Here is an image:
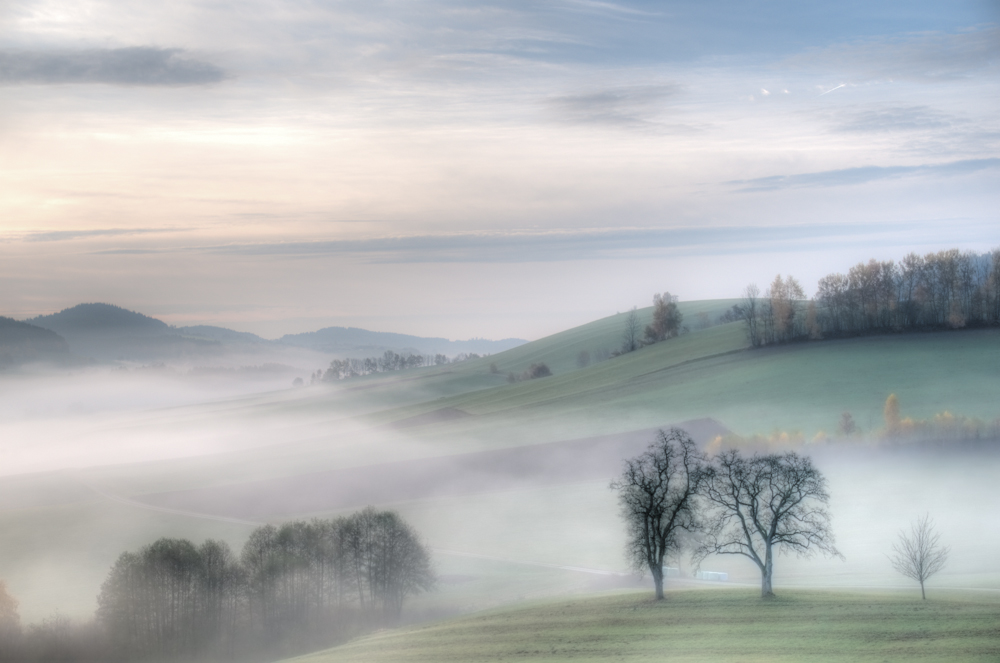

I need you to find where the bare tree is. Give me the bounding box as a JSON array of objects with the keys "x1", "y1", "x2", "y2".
[
  {"x1": 740, "y1": 284, "x2": 761, "y2": 347},
  {"x1": 621, "y1": 307, "x2": 641, "y2": 354},
  {"x1": 889, "y1": 514, "x2": 948, "y2": 600},
  {"x1": 695, "y1": 449, "x2": 841, "y2": 598},
  {"x1": 610, "y1": 429, "x2": 707, "y2": 600}
]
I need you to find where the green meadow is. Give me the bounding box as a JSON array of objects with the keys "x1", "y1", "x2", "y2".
[{"x1": 288, "y1": 588, "x2": 1000, "y2": 663}]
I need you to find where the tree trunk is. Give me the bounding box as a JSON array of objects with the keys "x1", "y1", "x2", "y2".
[
  {"x1": 761, "y1": 547, "x2": 774, "y2": 598},
  {"x1": 920, "y1": 579, "x2": 926, "y2": 600},
  {"x1": 651, "y1": 565, "x2": 664, "y2": 600}
]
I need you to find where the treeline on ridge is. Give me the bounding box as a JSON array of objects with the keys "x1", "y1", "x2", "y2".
[
  {"x1": 0, "y1": 508, "x2": 433, "y2": 662},
  {"x1": 741, "y1": 248, "x2": 1000, "y2": 346},
  {"x1": 314, "y1": 349, "x2": 483, "y2": 382}
]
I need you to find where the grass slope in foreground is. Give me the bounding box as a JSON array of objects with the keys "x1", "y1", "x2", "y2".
[{"x1": 288, "y1": 589, "x2": 1000, "y2": 663}]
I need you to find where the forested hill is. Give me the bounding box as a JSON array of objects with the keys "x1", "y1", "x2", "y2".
[
  {"x1": 0, "y1": 317, "x2": 69, "y2": 366},
  {"x1": 25, "y1": 303, "x2": 220, "y2": 362},
  {"x1": 27, "y1": 303, "x2": 169, "y2": 336},
  {"x1": 278, "y1": 327, "x2": 526, "y2": 356}
]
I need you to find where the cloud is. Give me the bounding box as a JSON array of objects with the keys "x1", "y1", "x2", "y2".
[
  {"x1": 730, "y1": 157, "x2": 1000, "y2": 191},
  {"x1": 89, "y1": 224, "x2": 908, "y2": 263},
  {"x1": 546, "y1": 84, "x2": 683, "y2": 127},
  {"x1": 786, "y1": 27, "x2": 1000, "y2": 83},
  {"x1": 829, "y1": 105, "x2": 957, "y2": 133},
  {"x1": 0, "y1": 47, "x2": 228, "y2": 86},
  {"x1": 21, "y1": 228, "x2": 187, "y2": 242}
]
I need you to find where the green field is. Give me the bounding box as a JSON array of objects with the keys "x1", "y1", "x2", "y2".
[
  {"x1": 1, "y1": 302, "x2": 999, "y2": 625},
  {"x1": 288, "y1": 588, "x2": 1000, "y2": 663}
]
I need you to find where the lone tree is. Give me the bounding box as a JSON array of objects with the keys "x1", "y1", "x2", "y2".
[
  {"x1": 889, "y1": 513, "x2": 948, "y2": 600},
  {"x1": 740, "y1": 284, "x2": 761, "y2": 347},
  {"x1": 644, "y1": 293, "x2": 683, "y2": 344},
  {"x1": 621, "y1": 307, "x2": 641, "y2": 354},
  {"x1": 695, "y1": 449, "x2": 841, "y2": 598},
  {"x1": 610, "y1": 428, "x2": 706, "y2": 600}
]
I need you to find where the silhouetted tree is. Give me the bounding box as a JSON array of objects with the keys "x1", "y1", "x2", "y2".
[
  {"x1": 695, "y1": 450, "x2": 841, "y2": 597},
  {"x1": 611, "y1": 429, "x2": 706, "y2": 600}
]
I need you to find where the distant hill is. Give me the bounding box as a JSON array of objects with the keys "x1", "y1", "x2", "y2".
[
  {"x1": 0, "y1": 317, "x2": 70, "y2": 367},
  {"x1": 278, "y1": 327, "x2": 526, "y2": 357},
  {"x1": 27, "y1": 304, "x2": 219, "y2": 362},
  {"x1": 22, "y1": 304, "x2": 524, "y2": 363},
  {"x1": 28, "y1": 303, "x2": 169, "y2": 336}
]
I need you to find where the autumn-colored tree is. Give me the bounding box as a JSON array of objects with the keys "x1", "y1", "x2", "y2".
[
  {"x1": 884, "y1": 394, "x2": 901, "y2": 435},
  {"x1": 0, "y1": 580, "x2": 19, "y2": 637},
  {"x1": 644, "y1": 293, "x2": 682, "y2": 344},
  {"x1": 805, "y1": 301, "x2": 822, "y2": 339},
  {"x1": 765, "y1": 274, "x2": 806, "y2": 343}
]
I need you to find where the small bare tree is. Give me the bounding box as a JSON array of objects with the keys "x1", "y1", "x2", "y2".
[
  {"x1": 889, "y1": 514, "x2": 948, "y2": 600},
  {"x1": 621, "y1": 307, "x2": 641, "y2": 354},
  {"x1": 611, "y1": 429, "x2": 706, "y2": 600},
  {"x1": 740, "y1": 284, "x2": 761, "y2": 347}
]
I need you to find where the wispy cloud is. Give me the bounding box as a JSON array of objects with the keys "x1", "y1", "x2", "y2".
[
  {"x1": 22, "y1": 228, "x2": 187, "y2": 242},
  {"x1": 89, "y1": 224, "x2": 914, "y2": 263},
  {"x1": 0, "y1": 47, "x2": 228, "y2": 86},
  {"x1": 730, "y1": 158, "x2": 1000, "y2": 192},
  {"x1": 546, "y1": 84, "x2": 683, "y2": 128},
  {"x1": 829, "y1": 105, "x2": 957, "y2": 133}
]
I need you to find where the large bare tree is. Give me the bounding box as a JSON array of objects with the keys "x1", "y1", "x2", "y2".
[
  {"x1": 695, "y1": 449, "x2": 841, "y2": 597},
  {"x1": 611, "y1": 428, "x2": 706, "y2": 600},
  {"x1": 889, "y1": 514, "x2": 948, "y2": 600}
]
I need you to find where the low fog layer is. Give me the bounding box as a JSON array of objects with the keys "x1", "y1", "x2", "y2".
[{"x1": 0, "y1": 363, "x2": 997, "y2": 627}]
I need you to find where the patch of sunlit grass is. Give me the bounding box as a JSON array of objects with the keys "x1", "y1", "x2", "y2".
[{"x1": 288, "y1": 588, "x2": 1000, "y2": 663}]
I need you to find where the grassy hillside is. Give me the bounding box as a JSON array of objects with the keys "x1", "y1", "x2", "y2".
[{"x1": 288, "y1": 588, "x2": 1000, "y2": 663}]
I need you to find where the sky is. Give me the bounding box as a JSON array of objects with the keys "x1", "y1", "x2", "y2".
[{"x1": 1, "y1": 0, "x2": 998, "y2": 340}]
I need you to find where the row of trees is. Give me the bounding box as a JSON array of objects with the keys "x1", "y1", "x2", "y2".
[
  {"x1": 318, "y1": 350, "x2": 483, "y2": 381},
  {"x1": 612, "y1": 429, "x2": 840, "y2": 599},
  {"x1": 96, "y1": 508, "x2": 433, "y2": 660},
  {"x1": 741, "y1": 249, "x2": 1000, "y2": 346}
]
